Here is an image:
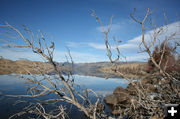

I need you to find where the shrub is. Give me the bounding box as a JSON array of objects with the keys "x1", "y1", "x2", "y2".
[{"x1": 147, "y1": 41, "x2": 177, "y2": 74}]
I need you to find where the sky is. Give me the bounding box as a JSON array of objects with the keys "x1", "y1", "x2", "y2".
[{"x1": 0, "y1": 0, "x2": 180, "y2": 63}]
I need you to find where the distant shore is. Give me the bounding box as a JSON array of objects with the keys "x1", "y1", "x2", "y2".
[{"x1": 0, "y1": 58, "x2": 147, "y2": 78}]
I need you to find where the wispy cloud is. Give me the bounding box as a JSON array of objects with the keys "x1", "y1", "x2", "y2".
[
  {"x1": 1, "y1": 21, "x2": 179, "y2": 62},
  {"x1": 0, "y1": 49, "x2": 42, "y2": 61},
  {"x1": 87, "y1": 43, "x2": 138, "y2": 52},
  {"x1": 96, "y1": 19, "x2": 134, "y2": 33},
  {"x1": 124, "y1": 54, "x2": 149, "y2": 61},
  {"x1": 66, "y1": 42, "x2": 86, "y2": 48},
  {"x1": 127, "y1": 21, "x2": 180, "y2": 45},
  {"x1": 96, "y1": 24, "x2": 121, "y2": 33},
  {"x1": 88, "y1": 43, "x2": 106, "y2": 50},
  {"x1": 53, "y1": 50, "x2": 105, "y2": 63},
  {"x1": 66, "y1": 21, "x2": 180, "y2": 62},
  {"x1": 95, "y1": 21, "x2": 180, "y2": 50},
  {"x1": 0, "y1": 48, "x2": 105, "y2": 63}
]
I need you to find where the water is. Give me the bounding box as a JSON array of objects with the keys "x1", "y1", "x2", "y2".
[{"x1": 0, "y1": 74, "x2": 128, "y2": 119}]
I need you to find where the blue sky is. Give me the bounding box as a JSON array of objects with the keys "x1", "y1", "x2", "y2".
[{"x1": 0, "y1": 0, "x2": 180, "y2": 62}]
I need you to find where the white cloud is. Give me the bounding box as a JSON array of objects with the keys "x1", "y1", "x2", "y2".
[
  {"x1": 70, "y1": 21, "x2": 180, "y2": 61},
  {"x1": 0, "y1": 48, "x2": 42, "y2": 61},
  {"x1": 88, "y1": 43, "x2": 106, "y2": 50},
  {"x1": 89, "y1": 21, "x2": 180, "y2": 53},
  {"x1": 53, "y1": 50, "x2": 105, "y2": 63},
  {"x1": 1, "y1": 21, "x2": 179, "y2": 63},
  {"x1": 119, "y1": 44, "x2": 138, "y2": 50},
  {"x1": 87, "y1": 42, "x2": 138, "y2": 52},
  {"x1": 66, "y1": 42, "x2": 86, "y2": 48},
  {"x1": 124, "y1": 54, "x2": 149, "y2": 62},
  {"x1": 96, "y1": 19, "x2": 133, "y2": 33},
  {"x1": 0, "y1": 48, "x2": 106, "y2": 63},
  {"x1": 127, "y1": 21, "x2": 180, "y2": 46},
  {"x1": 96, "y1": 24, "x2": 121, "y2": 33}
]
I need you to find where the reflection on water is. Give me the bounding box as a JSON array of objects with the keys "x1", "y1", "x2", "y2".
[
  {"x1": 72, "y1": 75, "x2": 128, "y2": 95},
  {"x1": 0, "y1": 74, "x2": 128, "y2": 119}
]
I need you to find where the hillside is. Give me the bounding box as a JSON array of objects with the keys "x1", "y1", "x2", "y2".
[
  {"x1": 0, "y1": 58, "x2": 54, "y2": 75},
  {"x1": 0, "y1": 58, "x2": 147, "y2": 78},
  {"x1": 99, "y1": 62, "x2": 148, "y2": 78}
]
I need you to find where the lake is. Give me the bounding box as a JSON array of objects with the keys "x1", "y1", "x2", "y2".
[{"x1": 0, "y1": 74, "x2": 128, "y2": 119}]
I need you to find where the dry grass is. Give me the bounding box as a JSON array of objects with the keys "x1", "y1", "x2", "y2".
[
  {"x1": 99, "y1": 62, "x2": 148, "y2": 78},
  {"x1": 0, "y1": 58, "x2": 54, "y2": 75}
]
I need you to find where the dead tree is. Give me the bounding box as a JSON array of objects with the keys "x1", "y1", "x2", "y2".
[
  {"x1": 0, "y1": 23, "x2": 108, "y2": 119},
  {"x1": 92, "y1": 8, "x2": 180, "y2": 118},
  {"x1": 0, "y1": 8, "x2": 179, "y2": 119}
]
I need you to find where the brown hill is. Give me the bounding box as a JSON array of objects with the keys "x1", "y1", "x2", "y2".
[
  {"x1": 0, "y1": 58, "x2": 147, "y2": 78},
  {"x1": 0, "y1": 58, "x2": 54, "y2": 75},
  {"x1": 99, "y1": 62, "x2": 147, "y2": 78}
]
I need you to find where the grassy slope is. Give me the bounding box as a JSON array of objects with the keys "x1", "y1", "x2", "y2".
[
  {"x1": 0, "y1": 58, "x2": 54, "y2": 75},
  {"x1": 0, "y1": 58, "x2": 147, "y2": 78},
  {"x1": 99, "y1": 62, "x2": 148, "y2": 78}
]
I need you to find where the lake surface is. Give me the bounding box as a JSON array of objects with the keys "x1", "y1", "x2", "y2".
[{"x1": 0, "y1": 74, "x2": 128, "y2": 119}]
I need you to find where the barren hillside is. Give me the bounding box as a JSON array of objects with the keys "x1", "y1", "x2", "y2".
[{"x1": 0, "y1": 58, "x2": 54, "y2": 75}]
